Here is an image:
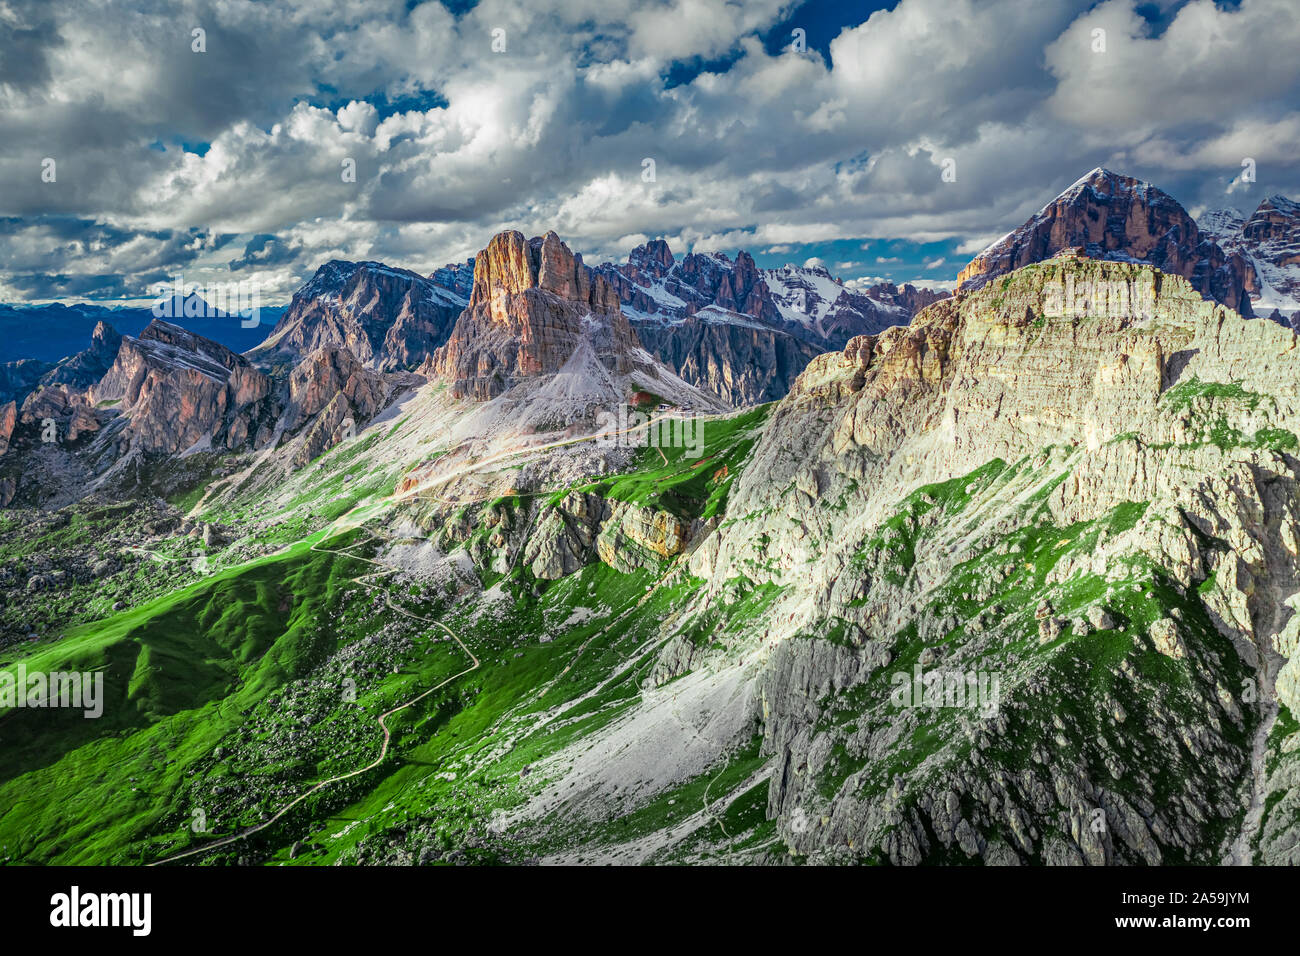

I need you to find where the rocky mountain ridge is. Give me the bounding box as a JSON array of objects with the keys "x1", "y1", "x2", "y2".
[
  {"x1": 596, "y1": 240, "x2": 944, "y2": 403},
  {"x1": 255, "y1": 259, "x2": 469, "y2": 373},
  {"x1": 1202, "y1": 195, "x2": 1300, "y2": 320}
]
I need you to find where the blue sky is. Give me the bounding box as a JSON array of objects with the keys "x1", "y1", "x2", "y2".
[{"x1": 1, "y1": 0, "x2": 1298, "y2": 304}]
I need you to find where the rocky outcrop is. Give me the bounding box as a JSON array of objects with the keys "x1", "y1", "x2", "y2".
[
  {"x1": 522, "y1": 490, "x2": 694, "y2": 579},
  {"x1": 285, "y1": 347, "x2": 386, "y2": 428},
  {"x1": 0, "y1": 322, "x2": 122, "y2": 411},
  {"x1": 431, "y1": 230, "x2": 635, "y2": 402},
  {"x1": 258, "y1": 259, "x2": 469, "y2": 371},
  {"x1": 19, "y1": 385, "x2": 100, "y2": 442},
  {"x1": 40, "y1": 321, "x2": 123, "y2": 390},
  {"x1": 0, "y1": 308, "x2": 412, "y2": 501},
  {"x1": 595, "y1": 502, "x2": 692, "y2": 572},
  {"x1": 632, "y1": 312, "x2": 822, "y2": 405},
  {"x1": 523, "y1": 491, "x2": 610, "y2": 579},
  {"x1": 90, "y1": 319, "x2": 274, "y2": 456},
  {"x1": 958, "y1": 168, "x2": 1256, "y2": 317},
  {"x1": 285, "y1": 347, "x2": 388, "y2": 466},
  {"x1": 0, "y1": 400, "x2": 16, "y2": 456},
  {"x1": 865, "y1": 280, "x2": 949, "y2": 317}
]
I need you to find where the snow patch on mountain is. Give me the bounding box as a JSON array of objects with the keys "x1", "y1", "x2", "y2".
[
  {"x1": 1203, "y1": 195, "x2": 1300, "y2": 319},
  {"x1": 762, "y1": 264, "x2": 847, "y2": 335}
]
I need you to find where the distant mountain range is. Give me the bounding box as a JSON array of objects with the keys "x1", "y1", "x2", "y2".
[
  {"x1": 1199, "y1": 194, "x2": 1300, "y2": 319},
  {"x1": 4, "y1": 165, "x2": 1299, "y2": 420},
  {"x1": 596, "y1": 241, "x2": 945, "y2": 403},
  {"x1": 0, "y1": 298, "x2": 283, "y2": 365}
]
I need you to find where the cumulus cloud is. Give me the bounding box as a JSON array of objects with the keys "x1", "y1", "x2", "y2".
[{"x1": 0, "y1": 0, "x2": 1297, "y2": 303}]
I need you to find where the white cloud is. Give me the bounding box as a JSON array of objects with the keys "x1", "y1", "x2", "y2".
[
  {"x1": 904, "y1": 278, "x2": 955, "y2": 292},
  {"x1": 954, "y1": 235, "x2": 1000, "y2": 255},
  {"x1": 1045, "y1": 0, "x2": 1300, "y2": 131},
  {"x1": 844, "y1": 275, "x2": 889, "y2": 290},
  {"x1": 1, "y1": 0, "x2": 1297, "y2": 303}
]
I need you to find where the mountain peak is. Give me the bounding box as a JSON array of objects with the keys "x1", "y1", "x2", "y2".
[
  {"x1": 90, "y1": 320, "x2": 119, "y2": 346},
  {"x1": 296, "y1": 259, "x2": 362, "y2": 302},
  {"x1": 435, "y1": 229, "x2": 633, "y2": 401},
  {"x1": 1199, "y1": 207, "x2": 1247, "y2": 241},
  {"x1": 1058, "y1": 166, "x2": 1131, "y2": 195},
  {"x1": 264, "y1": 255, "x2": 468, "y2": 371},
  {"x1": 957, "y1": 168, "x2": 1255, "y2": 316},
  {"x1": 1261, "y1": 194, "x2": 1300, "y2": 216},
  {"x1": 468, "y1": 229, "x2": 620, "y2": 314},
  {"x1": 631, "y1": 238, "x2": 674, "y2": 270}
]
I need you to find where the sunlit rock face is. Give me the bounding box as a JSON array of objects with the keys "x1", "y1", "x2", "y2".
[{"x1": 432, "y1": 230, "x2": 635, "y2": 402}]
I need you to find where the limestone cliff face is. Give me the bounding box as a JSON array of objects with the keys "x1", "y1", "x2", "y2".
[
  {"x1": 957, "y1": 168, "x2": 1256, "y2": 317},
  {"x1": 431, "y1": 230, "x2": 636, "y2": 401},
  {"x1": 595, "y1": 502, "x2": 692, "y2": 572},
  {"x1": 90, "y1": 320, "x2": 274, "y2": 455},
  {"x1": 716, "y1": 254, "x2": 1297, "y2": 599},
  {"x1": 673, "y1": 255, "x2": 1300, "y2": 864},
  {"x1": 0, "y1": 400, "x2": 17, "y2": 457},
  {"x1": 86, "y1": 319, "x2": 401, "y2": 468},
  {"x1": 284, "y1": 347, "x2": 389, "y2": 466},
  {"x1": 261, "y1": 260, "x2": 469, "y2": 371},
  {"x1": 632, "y1": 314, "x2": 822, "y2": 405},
  {"x1": 514, "y1": 489, "x2": 694, "y2": 580},
  {"x1": 19, "y1": 385, "x2": 100, "y2": 442}
]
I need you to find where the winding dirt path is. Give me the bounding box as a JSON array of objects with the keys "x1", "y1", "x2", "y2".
[{"x1": 150, "y1": 529, "x2": 479, "y2": 866}]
